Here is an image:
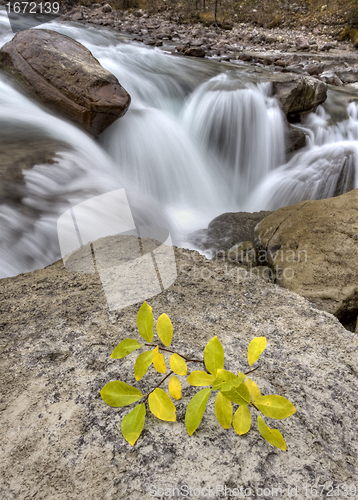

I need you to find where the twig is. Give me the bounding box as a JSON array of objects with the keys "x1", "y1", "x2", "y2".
[
  {"x1": 144, "y1": 343, "x2": 205, "y2": 364},
  {"x1": 142, "y1": 371, "x2": 174, "y2": 404},
  {"x1": 244, "y1": 366, "x2": 260, "y2": 375}
]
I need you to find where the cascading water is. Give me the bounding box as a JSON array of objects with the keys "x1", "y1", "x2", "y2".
[
  {"x1": 181, "y1": 75, "x2": 286, "y2": 202},
  {"x1": 0, "y1": 10, "x2": 356, "y2": 279},
  {"x1": 245, "y1": 103, "x2": 358, "y2": 211}
]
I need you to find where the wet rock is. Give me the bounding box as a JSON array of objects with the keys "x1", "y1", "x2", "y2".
[
  {"x1": 336, "y1": 69, "x2": 358, "y2": 84},
  {"x1": 285, "y1": 125, "x2": 307, "y2": 156},
  {"x1": 238, "y1": 52, "x2": 253, "y2": 61},
  {"x1": 254, "y1": 189, "x2": 358, "y2": 331},
  {"x1": 295, "y1": 36, "x2": 310, "y2": 50},
  {"x1": 305, "y1": 62, "x2": 325, "y2": 76},
  {"x1": 271, "y1": 74, "x2": 327, "y2": 120},
  {"x1": 319, "y1": 42, "x2": 335, "y2": 51},
  {"x1": 0, "y1": 29, "x2": 131, "y2": 138},
  {"x1": 188, "y1": 211, "x2": 272, "y2": 258},
  {"x1": 320, "y1": 72, "x2": 343, "y2": 86},
  {"x1": 184, "y1": 47, "x2": 205, "y2": 57},
  {"x1": 102, "y1": 3, "x2": 112, "y2": 13}
]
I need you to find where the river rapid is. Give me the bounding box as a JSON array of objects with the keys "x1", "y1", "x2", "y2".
[{"x1": 0, "y1": 10, "x2": 357, "y2": 278}]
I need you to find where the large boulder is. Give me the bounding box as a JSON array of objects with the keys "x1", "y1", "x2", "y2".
[
  {"x1": 1, "y1": 244, "x2": 358, "y2": 497},
  {"x1": 254, "y1": 189, "x2": 358, "y2": 331},
  {"x1": 0, "y1": 29, "x2": 131, "y2": 137},
  {"x1": 271, "y1": 74, "x2": 327, "y2": 121}
]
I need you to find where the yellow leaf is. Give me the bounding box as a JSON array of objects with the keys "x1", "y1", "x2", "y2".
[
  {"x1": 100, "y1": 381, "x2": 143, "y2": 407},
  {"x1": 254, "y1": 395, "x2": 296, "y2": 419},
  {"x1": 244, "y1": 378, "x2": 261, "y2": 401},
  {"x1": 168, "y1": 375, "x2": 182, "y2": 400},
  {"x1": 185, "y1": 388, "x2": 211, "y2": 436},
  {"x1": 134, "y1": 351, "x2": 154, "y2": 381},
  {"x1": 121, "y1": 404, "x2": 146, "y2": 446},
  {"x1": 233, "y1": 405, "x2": 251, "y2": 435},
  {"x1": 212, "y1": 370, "x2": 243, "y2": 391},
  {"x1": 247, "y1": 337, "x2": 267, "y2": 367},
  {"x1": 111, "y1": 339, "x2": 143, "y2": 359},
  {"x1": 137, "y1": 302, "x2": 153, "y2": 342},
  {"x1": 156, "y1": 313, "x2": 173, "y2": 347},
  {"x1": 220, "y1": 379, "x2": 250, "y2": 406},
  {"x1": 170, "y1": 353, "x2": 187, "y2": 376},
  {"x1": 148, "y1": 388, "x2": 176, "y2": 421},
  {"x1": 215, "y1": 392, "x2": 233, "y2": 429},
  {"x1": 153, "y1": 346, "x2": 166, "y2": 374},
  {"x1": 204, "y1": 336, "x2": 224, "y2": 377},
  {"x1": 257, "y1": 415, "x2": 287, "y2": 451},
  {"x1": 187, "y1": 371, "x2": 215, "y2": 387}
]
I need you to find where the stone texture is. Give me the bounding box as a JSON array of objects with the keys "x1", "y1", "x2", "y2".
[
  {"x1": 254, "y1": 189, "x2": 358, "y2": 331},
  {"x1": 1, "y1": 244, "x2": 358, "y2": 498},
  {"x1": 271, "y1": 74, "x2": 327, "y2": 120},
  {"x1": 295, "y1": 36, "x2": 310, "y2": 50},
  {"x1": 0, "y1": 29, "x2": 131, "y2": 137},
  {"x1": 188, "y1": 211, "x2": 272, "y2": 258}
]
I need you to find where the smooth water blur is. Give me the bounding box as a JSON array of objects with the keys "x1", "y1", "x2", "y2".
[
  {"x1": 0, "y1": 10, "x2": 357, "y2": 277},
  {"x1": 246, "y1": 103, "x2": 358, "y2": 210}
]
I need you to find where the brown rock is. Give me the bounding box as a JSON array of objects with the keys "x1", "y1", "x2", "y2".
[
  {"x1": 184, "y1": 47, "x2": 205, "y2": 57},
  {"x1": 295, "y1": 36, "x2": 310, "y2": 50},
  {"x1": 0, "y1": 29, "x2": 131, "y2": 137},
  {"x1": 271, "y1": 74, "x2": 327, "y2": 120},
  {"x1": 254, "y1": 189, "x2": 358, "y2": 331}
]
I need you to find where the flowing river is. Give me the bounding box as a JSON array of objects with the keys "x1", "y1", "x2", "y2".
[{"x1": 0, "y1": 10, "x2": 357, "y2": 278}]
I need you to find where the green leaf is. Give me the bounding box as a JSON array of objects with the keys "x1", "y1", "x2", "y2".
[
  {"x1": 257, "y1": 415, "x2": 287, "y2": 451},
  {"x1": 212, "y1": 369, "x2": 243, "y2": 391},
  {"x1": 185, "y1": 388, "x2": 212, "y2": 436},
  {"x1": 100, "y1": 381, "x2": 143, "y2": 407},
  {"x1": 215, "y1": 392, "x2": 233, "y2": 429},
  {"x1": 244, "y1": 378, "x2": 261, "y2": 401},
  {"x1": 137, "y1": 301, "x2": 153, "y2": 342},
  {"x1": 220, "y1": 380, "x2": 250, "y2": 406},
  {"x1": 254, "y1": 395, "x2": 296, "y2": 419},
  {"x1": 168, "y1": 375, "x2": 182, "y2": 400},
  {"x1": 134, "y1": 351, "x2": 154, "y2": 381},
  {"x1": 148, "y1": 388, "x2": 176, "y2": 421},
  {"x1": 233, "y1": 405, "x2": 251, "y2": 435},
  {"x1": 156, "y1": 313, "x2": 173, "y2": 347},
  {"x1": 170, "y1": 353, "x2": 187, "y2": 376},
  {"x1": 187, "y1": 371, "x2": 215, "y2": 387},
  {"x1": 153, "y1": 346, "x2": 166, "y2": 374},
  {"x1": 121, "y1": 403, "x2": 146, "y2": 446},
  {"x1": 247, "y1": 336, "x2": 267, "y2": 367},
  {"x1": 204, "y1": 336, "x2": 225, "y2": 377},
  {"x1": 111, "y1": 339, "x2": 143, "y2": 359}
]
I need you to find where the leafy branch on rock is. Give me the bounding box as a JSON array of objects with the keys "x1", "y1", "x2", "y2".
[{"x1": 101, "y1": 301, "x2": 296, "y2": 449}]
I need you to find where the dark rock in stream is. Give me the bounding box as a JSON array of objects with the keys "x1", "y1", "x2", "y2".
[{"x1": 188, "y1": 211, "x2": 272, "y2": 258}]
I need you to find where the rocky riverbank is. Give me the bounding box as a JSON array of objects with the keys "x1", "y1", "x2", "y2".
[{"x1": 62, "y1": 4, "x2": 358, "y2": 87}]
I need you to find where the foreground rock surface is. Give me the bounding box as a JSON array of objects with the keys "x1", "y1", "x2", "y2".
[
  {"x1": 1, "y1": 245, "x2": 358, "y2": 498},
  {"x1": 255, "y1": 189, "x2": 358, "y2": 331},
  {"x1": 0, "y1": 29, "x2": 131, "y2": 137}
]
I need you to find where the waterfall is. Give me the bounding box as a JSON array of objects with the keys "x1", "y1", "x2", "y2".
[
  {"x1": 0, "y1": 13, "x2": 356, "y2": 278},
  {"x1": 245, "y1": 103, "x2": 358, "y2": 211},
  {"x1": 181, "y1": 74, "x2": 286, "y2": 202}
]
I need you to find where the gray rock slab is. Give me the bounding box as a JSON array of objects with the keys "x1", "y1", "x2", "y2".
[{"x1": 0, "y1": 246, "x2": 358, "y2": 498}]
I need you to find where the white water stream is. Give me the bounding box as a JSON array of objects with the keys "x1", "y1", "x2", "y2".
[{"x1": 0, "y1": 10, "x2": 357, "y2": 278}]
